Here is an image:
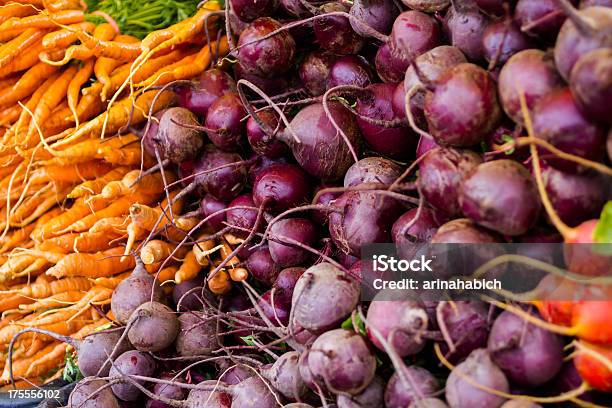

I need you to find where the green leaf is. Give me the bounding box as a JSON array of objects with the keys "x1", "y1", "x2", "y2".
[
  {"x1": 341, "y1": 313, "x2": 366, "y2": 336},
  {"x1": 62, "y1": 351, "x2": 83, "y2": 383},
  {"x1": 500, "y1": 134, "x2": 516, "y2": 155},
  {"x1": 594, "y1": 201, "x2": 612, "y2": 244},
  {"x1": 240, "y1": 335, "x2": 256, "y2": 346},
  {"x1": 94, "y1": 322, "x2": 114, "y2": 332}
]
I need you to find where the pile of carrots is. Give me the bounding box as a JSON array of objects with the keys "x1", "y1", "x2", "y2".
[{"x1": 0, "y1": 0, "x2": 230, "y2": 387}]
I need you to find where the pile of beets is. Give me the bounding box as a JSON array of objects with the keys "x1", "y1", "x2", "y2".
[{"x1": 38, "y1": 0, "x2": 612, "y2": 407}]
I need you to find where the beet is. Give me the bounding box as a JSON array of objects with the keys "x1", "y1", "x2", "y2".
[
  {"x1": 459, "y1": 160, "x2": 541, "y2": 236},
  {"x1": 229, "y1": 0, "x2": 279, "y2": 21},
  {"x1": 237, "y1": 17, "x2": 296, "y2": 78},
  {"x1": 482, "y1": 20, "x2": 532, "y2": 67},
  {"x1": 569, "y1": 47, "x2": 612, "y2": 125},
  {"x1": 344, "y1": 157, "x2": 403, "y2": 187},
  {"x1": 226, "y1": 194, "x2": 259, "y2": 238},
  {"x1": 436, "y1": 301, "x2": 490, "y2": 362},
  {"x1": 253, "y1": 163, "x2": 310, "y2": 213},
  {"x1": 390, "y1": 11, "x2": 442, "y2": 63},
  {"x1": 445, "y1": 349, "x2": 510, "y2": 408},
  {"x1": 443, "y1": 4, "x2": 489, "y2": 62},
  {"x1": 488, "y1": 310, "x2": 564, "y2": 386},
  {"x1": 497, "y1": 49, "x2": 563, "y2": 125},
  {"x1": 268, "y1": 218, "x2": 318, "y2": 267},
  {"x1": 109, "y1": 350, "x2": 157, "y2": 401},
  {"x1": 146, "y1": 373, "x2": 187, "y2": 408},
  {"x1": 68, "y1": 378, "x2": 120, "y2": 408},
  {"x1": 192, "y1": 146, "x2": 247, "y2": 201},
  {"x1": 355, "y1": 83, "x2": 417, "y2": 159},
  {"x1": 175, "y1": 311, "x2": 218, "y2": 357},
  {"x1": 541, "y1": 163, "x2": 609, "y2": 227},
  {"x1": 261, "y1": 351, "x2": 308, "y2": 400},
  {"x1": 155, "y1": 108, "x2": 205, "y2": 163},
  {"x1": 532, "y1": 88, "x2": 606, "y2": 173},
  {"x1": 424, "y1": 63, "x2": 501, "y2": 147},
  {"x1": 515, "y1": 0, "x2": 573, "y2": 40},
  {"x1": 177, "y1": 69, "x2": 236, "y2": 117},
  {"x1": 392, "y1": 207, "x2": 443, "y2": 246},
  {"x1": 417, "y1": 147, "x2": 483, "y2": 218},
  {"x1": 128, "y1": 301, "x2": 180, "y2": 352},
  {"x1": 291, "y1": 262, "x2": 360, "y2": 333},
  {"x1": 246, "y1": 246, "x2": 281, "y2": 285},
  {"x1": 416, "y1": 135, "x2": 440, "y2": 158},
  {"x1": 172, "y1": 275, "x2": 205, "y2": 312},
  {"x1": 404, "y1": 45, "x2": 467, "y2": 129},
  {"x1": 329, "y1": 191, "x2": 403, "y2": 256},
  {"x1": 233, "y1": 62, "x2": 293, "y2": 95},
  {"x1": 314, "y1": 2, "x2": 364, "y2": 55},
  {"x1": 327, "y1": 55, "x2": 374, "y2": 90},
  {"x1": 281, "y1": 102, "x2": 362, "y2": 181},
  {"x1": 204, "y1": 92, "x2": 246, "y2": 152},
  {"x1": 337, "y1": 375, "x2": 384, "y2": 408},
  {"x1": 376, "y1": 42, "x2": 410, "y2": 83},
  {"x1": 299, "y1": 50, "x2": 337, "y2": 96},
  {"x1": 402, "y1": 0, "x2": 450, "y2": 12},
  {"x1": 384, "y1": 366, "x2": 440, "y2": 408},
  {"x1": 475, "y1": 0, "x2": 513, "y2": 15},
  {"x1": 246, "y1": 108, "x2": 287, "y2": 158},
  {"x1": 312, "y1": 183, "x2": 341, "y2": 225},
  {"x1": 349, "y1": 0, "x2": 399, "y2": 35},
  {"x1": 308, "y1": 329, "x2": 376, "y2": 394},
  {"x1": 199, "y1": 194, "x2": 227, "y2": 232},
  {"x1": 554, "y1": 6, "x2": 612, "y2": 80}
]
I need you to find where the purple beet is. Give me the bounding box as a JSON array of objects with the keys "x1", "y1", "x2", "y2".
[
  {"x1": 237, "y1": 17, "x2": 296, "y2": 78},
  {"x1": 229, "y1": 0, "x2": 279, "y2": 21},
  {"x1": 299, "y1": 50, "x2": 337, "y2": 96},
  {"x1": 226, "y1": 194, "x2": 260, "y2": 238},
  {"x1": 246, "y1": 108, "x2": 287, "y2": 158},
  {"x1": 253, "y1": 163, "x2": 311, "y2": 213},
  {"x1": 384, "y1": 366, "x2": 440, "y2": 408},
  {"x1": 192, "y1": 146, "x2": 247, "y2": 201},
  {"x1": 343, "y1": 157, "x2": 403, "y2": 187},
  {"x1": 392, "y1": 207, "x2": 443, "y2": 245},
  {"x1": 459, "y1": 160, "x2": 541, "y2": 236},
  {"x1": 198, "y1": 194, "x2": 227, "y2": 232},
  {"x1": 389, "y1": 10, "x2": 442, "y2": 63},
  {"x1": 436, "y1": 301, "x2": 490, "y2": 362},
  {"x1": 233, "y1": 62, "x2": 293, "y2": 95},
  {"x1": 532, "y1": 88, "x2": 606, "y2": 173},
  {"x1": 416, "y1": 135, "x2": 440, "y2": 158},
  {"x1": 515, "y1": 0, "x2": 574, "y2": 40},
  {"x1": 540, "y1": 162, "x2": 610, "y2": 227},
  {"x1": 349, "y1": 0, "x2": 399, "y2": 35},
  {"x1": 482, "y1": 20, "x2": 533, "y2": 67},
  {"x1": 314, "y1": 2, "x2": 364, "y2": 55},
  {"x1": 417, "y1": 147, "x2": 483, "y2": 218},
  {"x1": 246, "y1": 246, "x2": 281, "y2": 285},
  {"x1": 569, "y1": 48, "x2": 612, "y2": 125},
  {"x1": 177, "y1": 69, "x2": 236, "y2": 117},
  {"x1": 443, "y1": 3, "x2": 489, "y2": 62},
  {"x1": 424, "y1": 63, "x2": 501, "y2": 147},
  {"x1": 268, "y1": 218, "x2": 318, "y2": 267},
  {"x1": 476, "y1": 0, "x2": 515, "y2": 15},
  {"x1": 326, "y1": 55, "x2": 374, "y2": 90},
  {"x1": 497, "y1": 49, "x2": 563, "y2": 125},
  {"x1": 172, "y1": 275, "x2": 205, "y2": 311},
  {"x1": 402, "y1": 0, "x2": 450, "y2": 12},
  {"x1": 554, "y1": 6, "x2": 612, "y2": 80},
  {"x1": 204, "y1": 92, "x2": 246, "y2": 152},
  {"x1": 355, "y1": 83, "x2": 417, "y2": 159},
  {"x1": 376, "y1": 42, "x2": 410, "y2": 83}
]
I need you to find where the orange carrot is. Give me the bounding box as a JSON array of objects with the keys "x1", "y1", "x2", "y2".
[
  {"x1": 92, "y1": 271, "x2": 130, "y2": 289},
  {"x1": 208, "y1": 269, "x2": 231, "y2": 295},
  {"x1": 40, "y1": 22, "x2": 116, "y2": 66},
  {"x1": 95, "y1": 34, "x2": 139, "y2": 100},
  {"x1": 68, "y1": 167, "x2": 130, "y2": 199},
  {"x1": 155, "y1": 265, "x2": 178, "y2": 284},
  {"x1": 28, "y1": 161, "x2": 114, "y2": 185},
  {"x1": 4, "y1": 276, "x2": 92, "y2": 299},
  {"x1": 45, "y1": 229, "x2": 122, "y2": 252},
  {"x1": 139, "y1": 37, "x2": 229, "y2": 87},
  {"x1": 46, "y1": 247, "x2": 136, "y2": 278},
  {"x1": 67, "y1": 59, "x2": 94, "y2": 128},
  {"x1": 0, "y1": 104, "x2": 20, "y2": 127},
  {"x1": 141, "y1": 240, "x2": 177, "y2": 265},
  {"x1": 74, "y1": 29, "x2": 141, "y2": 61},
  {"x1": 0, "y1": 62, "x2": 58, "y2": 110},
  {"x1": 88, "y1": 216, "x2": 128, "y2": 234},
  {"x1": 192, "y1": 238, "x2": 217, "y2": 266},
  {"x1": 175, "y1": 250, "x2": 201, "y2": 284},
  {"x1": 0, "y1": 28, "x2": 45, "y2": 70},
  {"x1": 34, "y1": 196, "x2": 108, "y2": 239},
  {"x1": 0, "y1": 9, "x2": 84, "y2": 32},
  {"x1": 24, "y1": 64, "x2": 78, "y2": 146},
  {"x1": 41, "y1": 21, "x2": 95, "y2": 49},
  {"x1": 19, "y1": 291, "x2": 84, "y2": 312},
  {"x1": 0, "y1": 3, "x2": 38, "y2": 24},
  {"x1": 43, "y1": 0, "x2": 84, "y2": 12},
  {"x1": 100, "y1": 170, "x2": 172, "y2": 200}
]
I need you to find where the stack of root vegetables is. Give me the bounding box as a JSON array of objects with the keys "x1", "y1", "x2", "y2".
[{"x1": 0, "y1": 0, "x2": 229, "y2": 388}]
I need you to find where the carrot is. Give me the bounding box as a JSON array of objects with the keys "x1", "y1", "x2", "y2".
[
  {"x1": 141, "y1": 240, "x2": 177, "y2": 265},
  {"x1": 208, "y1": 269, "x2": 231, "y2": 295},
  {"x1": 174, "y1": 250, "x2": 201, "y2": 284},
  {"x1": 0, "y1": 9, "x2": 84, "y2": 32},
  {"x1": 0, "y1": 223, "x2": 36, "y2": 253},
  {"x1": 19, "y1": 291, "x2": 84, "y2": 313},
  {"x1": 0, "y1": 40, "x2": 50, "y2": 79},
  {"x1": 0, "y1": 3, "x2": 38, "y2": 24},
  {"x1": 92, "y1": 271, "x2": 130, "y2": 289},
  {"x1": 0, "y1": 62, "x2": 58, "y2": 110},
  {"x1": 41, "y1": 22, "x2": 116, "y2": 66},
  {"x1": 0, "y1": 74, "x2": 19, "y2": 91},
  {"x1": 154, "y1": 265, "x2": 178, "y2": 284},
  {"x1": 42, "y1": 134, "x2": 139, "y2": 165},
  {"x1": 46, "y1": 247, "x2": 136, "y2": 278},
  {"x1": 68, "y1": 166, "x2": 130, "y2": 199},
  {"x1": 95, "y1": 34, "x2": 139, "y2": 101},
  {"x1": 0, "y1": 293, "x2": 34, "y2": 313},
  {"x1": 192, "y1": 238, "x2": 217, "y2": 266},
  {"x1": 46, "y1": 229, "x2": 122, "y2": 252},
  {"x1": 100, "y1": 170, "x2": 173, "y2": 200},
  {"x1": 67, "y1": 59, "x2": 94, "y2": 129},
  {"x1": 0, "y1": 28, "x2": 45, "y2": 70},
  {"x1": 74, "y1": 29, "x2": 141, "y2": 61},
  {"x1": 41, "y1": 21, "x2": 95, "y2": 49},
  {"x1": 0, "y1": 105, "x2": 21, "y2": 127},
  {"x1": 41, "y1": 93, "x2": 104, "y2": 137},
  {"x1": 9, "y1": 187, "x2": 68, "y2": 228},
  {"x1": 88, "y1": 216, "x2": 128, "y2": 234},
  {"x1": 0, "y1": 317, "x2": 88, "y2": 344},
  {"x1": 43, "y1": 0, "x2": 84, "y2": 12},
  {"x1": 0, "y1": 342, "x2": 58, "y2": 381},
  {"x1": 139, "y1": 37, "x2": 229, "y2": 87},
  {"x1": 34, "y1": 197, "x2": 107, "y2": 239},
  {"x1": 0, "y1": 254, "x2": 37, "y2": 283},
  {"x1": 99, "y1": 147, "x2": 152, "y2": 167},
  {"x1": 22, "y1": 341, "x2": 67, "y2": 379},
  {"x1": 52, "y1": 89, "x2": 176, "y2": 150},
  {"x1": 219, "y1": 240, "x2": 240, "y2": 269},
  {"x1": 229, "y1": 267, "x2": 248, "y2": 282},
  {"x1": 28, "y1": 160, "x2": 114, "y2": 185}
]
